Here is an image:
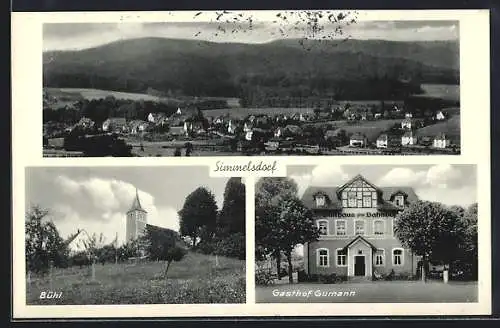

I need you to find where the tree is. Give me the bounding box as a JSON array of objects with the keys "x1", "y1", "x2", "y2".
[
  {"x1": 80, "y1": 232, "x2": 107, "y2": 265},
  {"x1": 255, "y1": 177, "x2": 299, "y2": 279},
  {"x1": 117, "y1": 239, "x2": 141, "y2": 261},
  {"x1": 163, "y1": 246, "x2": 187, "y2": 278},
  {"x1": 139, "y1": 225, "x2": 179, "y2": 261},
  {"x1": 462, "y1": 203, "x2": 478, "y2": 255},
  {"x1": 275, "y1": 197, "x2": 320, "y2": 283},
  {"x1": 25, "y1": 206, "x2": 68, "y2": 273},
  {"x1": 179, "y1": 187, "x2": 218, "y2": 247},
  {"x1": 185, "y1": 142, "x2": 193, "y2": 157},
  {"x1": 394, "y1": 201, "x2": 463, "y2": 281},
  {"x1": 218, "y1": 177, "x2": 246, "y2": 236},
  {"x1": 454, "y1": 203, "x2": 478, "y2": 278}
]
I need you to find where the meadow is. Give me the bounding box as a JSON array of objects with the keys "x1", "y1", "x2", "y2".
[
  {"x1": 416, "y1": 114, "x2": 461, "y2": 145},
  {"x1": 202, "y1": 107, "x2": 315, "y2": 119},
  {"x1": 418, "y1": 84, "x2": 460, "y2": 102},
  {"x1": 45, "y1": 87, "x2": 167, "y2": 102},
  {"x1": 45, "y1": 88, "x2": 241, "y2": 107},
  {"x1": 27, "y1": 252, "x2": 246, "y2": 305}
]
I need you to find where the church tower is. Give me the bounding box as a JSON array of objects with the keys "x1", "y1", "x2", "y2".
[{"x1": 126, "y1": 188, "x2": 148, "y2": 241}]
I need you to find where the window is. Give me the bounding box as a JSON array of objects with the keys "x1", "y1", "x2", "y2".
[
  {"x1": 335, "y1": 220, "x2": 346, "y2": 236},
  {"x1": 336, "y1": 249, "x2": 347, "y2": 267},
  {"x1": 363, "y1": 195, "x2": 372, "y2": 208},
  {"x1": 373, "y1": 220, "x2": 384, "y2": 236},
  {"x1": 348, "y1": 192, "x2": 357, "y2": 207},
  {"x1": 392, "y1": 219, "x2": 397, "y2": 237},
  {"x1": 317, "y1": 248, "x2": 329, "y2": 267},
  {"x1": 315, "y1": 195, "x2": 325, "y2": 207},
  {"x1": 355, "y1": 220, "x2": 365, "y2": 235},
  {"x1": 317, "y1": 220, "x2": 328, "y2": 235},
  {"x1": 393, "y1": 248, "x2": 403, "y2": 266},
  {"x1": 395, "y1": 195, "x2": 405, "y2": 207},
  {"x1": 375, "y1": 249, "x2": 385, "y2": 266}
]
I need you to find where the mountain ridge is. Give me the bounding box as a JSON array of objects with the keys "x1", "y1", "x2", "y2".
[{"x1": 43, "y1": 37, "x2": 459, "y2": 99}]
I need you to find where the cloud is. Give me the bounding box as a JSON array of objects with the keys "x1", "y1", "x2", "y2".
[
  {"x1": 376, "y1": 167, "x2": 427, "y2": 187},
  {"x1": 425, "y1": 164, "x2": 462, "y2": 188},
  {"x1": 377, "y1": 164, "x2": 464, "y2": 189},
  {"x1": 48, "y1": 175, "x2": 181, "y2": 248},
  {"x1": 291, "y1": 165, "x2": 349, "y2": 197}
]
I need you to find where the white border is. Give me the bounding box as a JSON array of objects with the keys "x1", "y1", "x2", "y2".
[{"x1": 12, "y1": 9, "x2": 491, "y2": 317}]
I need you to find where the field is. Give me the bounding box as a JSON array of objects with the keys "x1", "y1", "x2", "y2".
[
  {"x1": 27, "y1": 252, "x2": 245, "y2": 305},
  {"x1": 323, "y1": 119, "x2": 402, "y2": 142},
  {"x1": 202, "y1": 107, "x2": 315, "y2": 119},
  {"x1": 416, "y1": 115, "x2": 461, "y2": 144},
  {"x1": 45, "y1": 87, "x2": 167, "y2": 102},
  {"x1": 256, "y1": 280, "x2": 477, "y2": 303},
  {"x1": 417, "y1": 84, "x2": 460, "y2": 102},
  {"x1": 44, "y1": 88, "x2": 242, "y2": 107}
]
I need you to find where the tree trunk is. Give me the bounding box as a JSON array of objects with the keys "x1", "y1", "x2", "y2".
[
  {"x1": 192, "y1": 236, "x2": 196, "y2": 248},
  {"x1": 164, "y1": 261, "x2": 172, "y2": 279},
  {"x1": 287, "y1": 252, "x2": 293, "y2": 284},
  {"x1": 276, "y1": 250, "x2": 281, "y2": 281},
  {"x1": 421, "y1": 256, "x2": 427, "y2": 282}
]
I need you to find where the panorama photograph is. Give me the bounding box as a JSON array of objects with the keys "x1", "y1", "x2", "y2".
[
  {"x1": 255, "y1": 164, "x2": 477, "y2": 303},
  {"x1": 25, "y1": 166, "x2": 246, "y2": 304},
  {"x1": 42, "y1": 11, "x2": 460, "y2": 157}
]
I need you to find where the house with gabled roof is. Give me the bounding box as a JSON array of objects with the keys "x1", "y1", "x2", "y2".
[
  {"x1": 102, "y1": 118, "x2": 127, "y2": 133},
  {"x1": 349, "y1": 133, "x2": 368, "y2": 148},
  {"x1": 401, "y1": 130, "x2": 418, "y2": 146},
  {"x1": 302, "y1": 174, "x2": 421, "y2": 279},
  {"x1": 376, "y1": 134, "x2": 389, "y2": 149},
  {"x1": 433, "y1": 133, "x2": 451, "y2": 149}
]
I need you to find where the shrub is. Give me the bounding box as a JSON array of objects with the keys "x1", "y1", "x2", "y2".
[
  {"x1": 297, "y1": 269, "x2": 308, "y2": 282},
  {"x1": 318, "y1": 273, "x2": 339, "y2": 284},
  {"x1": 214, "y1": 233, "x2": 245, "y2": 260},
  {"x1": 255, "y1": 270, "x2": 275, "y2": 286}
]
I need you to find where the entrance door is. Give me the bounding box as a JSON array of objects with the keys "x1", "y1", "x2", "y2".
[{"x1": 354, "y1": 256, "x2": 365, "y2": 276}]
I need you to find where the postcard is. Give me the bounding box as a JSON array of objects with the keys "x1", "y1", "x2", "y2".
[{"x1": 11, "y1": 9, "x2": 491, "y2": 318}]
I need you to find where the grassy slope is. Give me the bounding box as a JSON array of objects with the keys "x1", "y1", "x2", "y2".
[
  {"x1": 27, "y1": 252, "x2": 245, "y2": 304},
  {"x1": 416, "y1": 115, "x2": 461, "y2": 144}
]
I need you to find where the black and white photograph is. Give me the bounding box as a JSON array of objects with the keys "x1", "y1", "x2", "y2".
[
  {"x1": 255, "y1": 164, "x2": 478, "y2": 303},
  {"x1": 24, "y1": 166, "x2": 246, "y2": 304},
  {"x1": 12, "y1": 9, "x2": 491, "y2": 318},
  {"x1": 42, "y1": 11, "x2": 460, "y2": 157}
]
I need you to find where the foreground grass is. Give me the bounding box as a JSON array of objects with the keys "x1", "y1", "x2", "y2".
[
  {"x1": 256, "y1": 280, "x2": 477, "y2": 303},
  {"x1": 27, "y1": 252, "x2": 245, "y2": 305}
]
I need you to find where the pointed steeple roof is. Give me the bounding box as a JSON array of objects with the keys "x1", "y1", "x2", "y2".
[{"x1": 128, "y1": 188, "x2": 147, "y2": 213}]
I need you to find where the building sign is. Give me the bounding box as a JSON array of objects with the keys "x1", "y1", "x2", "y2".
[{"x1": 329, "y1": 212, "x2": 397, "y2": 218}]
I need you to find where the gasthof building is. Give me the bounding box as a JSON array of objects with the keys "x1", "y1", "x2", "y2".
[{"x1": 302, "y1": 175, "x2": 421, "y2": 279}]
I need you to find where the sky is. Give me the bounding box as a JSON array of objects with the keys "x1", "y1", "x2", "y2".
[
  {"x1": 288, "y1": 164, "x2": 477, "y2": 208},
  {"x1": 25, "y1": 166, "x2": 231, "y2": 247},
  {"x1": 43, "y1": 14, "x2": 459, "y2": 51}
]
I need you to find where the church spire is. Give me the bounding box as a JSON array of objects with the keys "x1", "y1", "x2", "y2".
[{"x1": 128, "y1": 187, "x2": 147, "y2": 213}]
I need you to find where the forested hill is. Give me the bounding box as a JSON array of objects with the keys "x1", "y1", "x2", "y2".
[{"x1": 43, "y1": 37, "x2": 459, "y2": 100}]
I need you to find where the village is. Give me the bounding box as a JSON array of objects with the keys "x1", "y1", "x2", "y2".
[{"x1": 43, "y1": 91, "x2": 460, "y2": 157}]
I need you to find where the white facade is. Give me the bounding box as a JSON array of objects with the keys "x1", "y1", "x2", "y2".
[
  {"x1": 401, "y1": 119, "x2": 412, "y2": 129},
  {"x1": 350, "y1": 137, "x2": 366, "y2": 147},
  {"x1": 401, "y1": 134, "x2": 418, "y2": 146},
  {"x1": 433, "y1": 137, "x2": 450, "y2": 148},
  {"x1": 376, "y1": 138, "x2": 388, "y2": 148},
  {"x1": 245, "y1": 130, "x2": 253, "y2": 141}
]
